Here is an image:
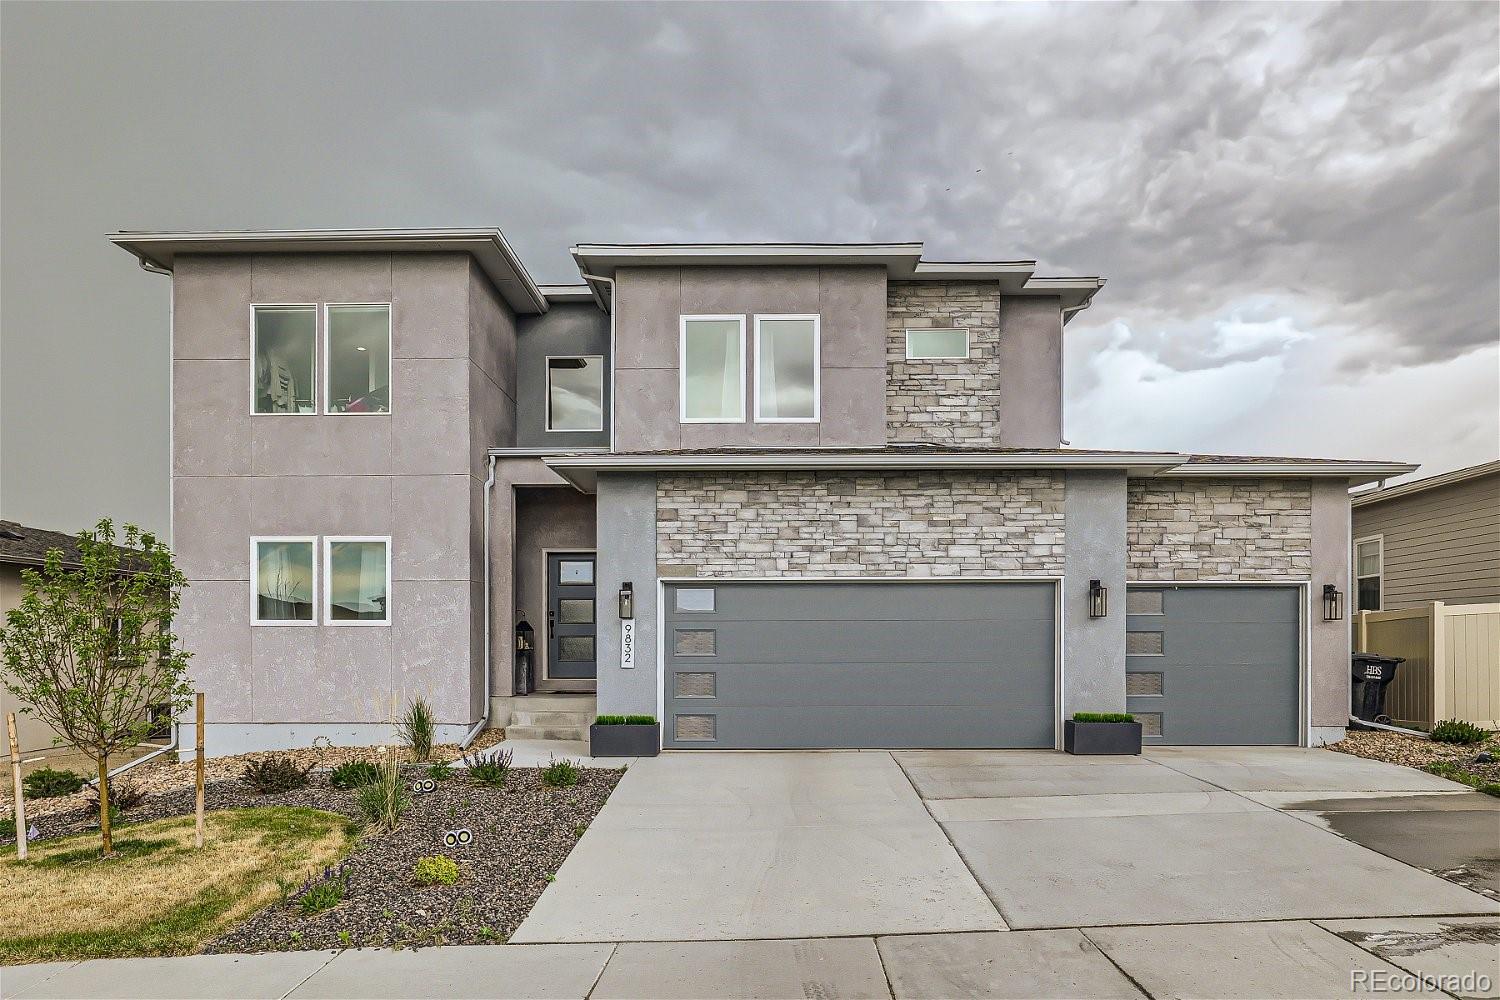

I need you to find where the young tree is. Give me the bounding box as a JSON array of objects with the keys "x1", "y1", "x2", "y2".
[{"x1": 0, "y1": 519, "x2": 192, "y2": 854}]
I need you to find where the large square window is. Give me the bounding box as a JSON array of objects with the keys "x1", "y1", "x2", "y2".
[
  {"x1": 905, "y1": 328, "x2": 970, "y2": 360},
  {"x1": 325, "y1": 537, "x2": 391, "y2": 625},
  {"x1": 680, "y1": 316, "x2": 745, "y2": 422},
  {"x1": 251, "y1": 537, "x2": 317, "y2": 624},
  {"x1": 755, "y1": 315, "x2": 819, "y2": 422},
  {"x1": 547, "y1": 356, "x2": 605, "y2": 431},
  {"x1": 253, "y1": 306, "x2": 316, "y2": 414},
  {"x1": 325, "y1": 304, "x2": 391, "y2": 414}
]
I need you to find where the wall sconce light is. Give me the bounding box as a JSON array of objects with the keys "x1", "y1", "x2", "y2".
[
  {"x1": 1088, "y1": 579, "x2": 1108, "y2": 619},
  {"x1": 1322, "y1": 584, "x2": 1344, "y2": 622},
  {"x1": 618, "y1": 581, "x2": 634, "y2": 620}
]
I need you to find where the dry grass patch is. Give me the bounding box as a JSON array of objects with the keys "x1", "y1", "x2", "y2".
[{"x1": 0, "y1": 807, "x2": 353, "y2": 965}]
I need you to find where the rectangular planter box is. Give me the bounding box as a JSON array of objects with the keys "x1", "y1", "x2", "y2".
[
  {"x1": 1064, "y1": 720, "x2": 1142, "y2": 755},
  {"x1": 590, "y1": 723, "x2": 661, "y2": 757}
]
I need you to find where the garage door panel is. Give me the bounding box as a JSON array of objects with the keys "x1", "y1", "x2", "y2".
[
  {"x1": 1144, "y1": 623, "x2": 1302, "y2": 663},
  {"x1": 1159, "y1": 586, "x2": 1299, "y2": 622},
  {"x1": 665, "y1": 581, "x2": 1056, "y2": 750}
]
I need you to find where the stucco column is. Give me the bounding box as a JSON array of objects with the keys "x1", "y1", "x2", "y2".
[
  {"x1": 1063, "y1": 471, "x2": 1128, "y2": 714},
  {"x1": 1309, "y1": 479, "x2": 1353, "y2": 744},
  {"x1": 595, "y1": 472, "x2": 659, "y2": 717}
]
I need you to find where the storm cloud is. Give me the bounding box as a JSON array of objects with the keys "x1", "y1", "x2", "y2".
[{"x1": 2, "y1": 1, "x2": 1496, "y2": 533}]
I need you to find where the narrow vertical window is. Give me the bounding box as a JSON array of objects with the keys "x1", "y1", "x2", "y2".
[
  {"x1": 325, "y1": 536, "x2": 391, "y2": 625},
  {"x1": 680, "y1": 316, "x2": 745, "y2": 422},
  {"x1": 252, "y1": 306, "x2": 316, "y2": 414},
  {"x1": 325, "y1": 304, "x2": 391, "y2": 413},
  {"x1": 1355, "y1": 536, "x2": 1382, "y2": 612},
  {"x1": 251, "y1": 538, "x2": 317, "y2": 624},
  {"x1": 755, "y1": 315, "x2": 819, "y2": 422},
  {"x1": 546, "y1": 356, "x2": 605, "y2": 431}
]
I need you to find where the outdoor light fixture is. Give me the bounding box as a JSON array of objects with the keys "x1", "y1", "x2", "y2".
[
  {"x1": 1088, "y1": 579, "x2": 1108, "y2": 619},
  {"x1": 1322, "y1": 584, "x2": 1344, "y2": 622},
  {"x1": 618, "y1": 581, "x2": 634, "y2": 620}
]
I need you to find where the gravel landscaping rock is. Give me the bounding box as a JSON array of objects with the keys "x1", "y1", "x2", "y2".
[{"x1": 1329, "y1": 728, "x2": 1500, "y2": 789}]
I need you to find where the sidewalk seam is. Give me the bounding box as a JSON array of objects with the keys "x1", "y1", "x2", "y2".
[
  {"x1": 1076, "y1": 927, "x2": 1157, "y2": 1000},
  {"x1": 277, "y1": 948, "x2": 344, "y2": 999}
]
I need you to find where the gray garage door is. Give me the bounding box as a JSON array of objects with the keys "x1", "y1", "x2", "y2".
[
  {"x1": 1126, "y1": 585, "x2": 1301, "y2": 745},
  {"x1": 663, "y1": 580, "x2": 1056, "y2": 749}
]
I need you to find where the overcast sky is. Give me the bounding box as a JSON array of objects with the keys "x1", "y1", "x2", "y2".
[{"x1": 2, "y1": 1, "x2": 1496, "y2": 537}]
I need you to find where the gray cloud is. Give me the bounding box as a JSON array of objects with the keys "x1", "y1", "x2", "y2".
[{"x1": 2, "y1": 1, "x2": 1496, "y2": 534}]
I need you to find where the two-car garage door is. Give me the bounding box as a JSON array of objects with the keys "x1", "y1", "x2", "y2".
[{"x1": 663, "y1": 581, "x2": 1056, "y2": 749}]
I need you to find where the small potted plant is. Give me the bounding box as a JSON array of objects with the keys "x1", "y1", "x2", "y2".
[
  {"x1": 590, "y1": 714, "x2": 661, "y2": 757},
  {"x1": 1064, "y1": 712, "x2": 1142, "y2": 755}
]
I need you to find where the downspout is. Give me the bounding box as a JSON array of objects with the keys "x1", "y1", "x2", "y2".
[
  {"x1": 101, "y1": 729, "x2": 179, "y2": 783},
  {"x1": 1057, "y1": 297, "x2": 1096, "y2": 447},
  {"x1": 578, "y1": 272, "x2": 616, "y2": 451},
  {"x1": 460, "y1": 453, "x2": 499, "y2": 749}
]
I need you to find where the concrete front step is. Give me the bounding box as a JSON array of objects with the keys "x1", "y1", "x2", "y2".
[
  {"x1": 510, "y1": 710, "x2": 594, "y2": 729},
  {"x1": 505, "y1": 724, "x2": 591, "y2": 742}
]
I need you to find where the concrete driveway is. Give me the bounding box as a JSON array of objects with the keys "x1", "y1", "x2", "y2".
[{"x1": 513, "y1": 746, "x2": 1495, "y2": 946}]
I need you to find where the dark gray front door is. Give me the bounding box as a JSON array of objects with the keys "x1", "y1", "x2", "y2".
[
  {"x1": 547, "y1": 553, "x2": 596, "y2": 680},
  {"x1": 1126, "y1": 585, "x2": 1300, "y2": 745},
  {"x1": 663, "y1": 580, "x2": 1056, "y2": 749}
]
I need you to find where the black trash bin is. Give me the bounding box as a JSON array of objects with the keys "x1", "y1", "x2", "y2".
[{"x1": 1351, "y1": 652, "x2": 1403, "y2": 723}]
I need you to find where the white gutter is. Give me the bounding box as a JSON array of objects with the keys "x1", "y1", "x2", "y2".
[
  {"x1": 546, "y1": 451, "x2": 1188, "y2": 472},
  {"x1": 1169, "y1": 462, "x2": 1418, "y2": 478},
  {"x1": 577, "y1": 272, "x2": 616, "y2": 452},
  {"x1": 460, "y1": 453, "x2": 499, "y2": 749}
]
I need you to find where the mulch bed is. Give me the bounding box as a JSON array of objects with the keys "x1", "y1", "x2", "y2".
[{"x1": 1329, "y1": 729, "x2": 1500, "y2": 787}]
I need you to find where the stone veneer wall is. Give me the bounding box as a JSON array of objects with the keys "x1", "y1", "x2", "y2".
[
  {"x1": 886, "y1": 281, "x2": 1003, "y2": 444},
  {"x1": 657, "y1": 471, "x2": 1065, "y2": 576},
  {"x1": 1127, "y1": 478, "x2": 1313, "y2": 581}
]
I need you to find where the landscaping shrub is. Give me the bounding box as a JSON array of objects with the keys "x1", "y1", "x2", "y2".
[
  {"x1": 595, "y1": 714, "x2": 657, "y2": 725},
  {"x1": 0, "y1": 818, "x2": 15, "y2": 840},
  {"x1": 427, "y1": 761, "x2": 454, "y2": 782},
  {"x1": 413, "y1": 854, "x2": 460, "y2": 886},
  {"x1": 242, "y1": 756, "x2": 313, "y2": 794},
  {"x1": 542, "y1": 755, "x2": 582, "y2": 788},
  {"x1": 88, "y1": 778, "x2": 145, "y2": 813},
  {"x1": 1430, "y1": 720, "x2": 1491, "y2": 745},
  {"x1": 328, "y1": 761, "x2": 380, "y2": 790},
  {"x1": 299, "y1": 873, "x2": 347, "y2": 916},
  {"x1": 23, "y1": 768, "x2": 85, "y2": 799},
  {"x1": 464, "y1": 746, "x2": 513, "y2": 788},
  {"x1": 1424, "y1": 761, "x2": 1500, "y2": 797},
  {"x1": 396, "y1": 696, "x2": 436, "y2": 763},
  {"x1": 355, "y1": 758, "x2": 408, "y2": 833},
  {"x1": 1072, "y1": 712, "x2": 1136, "y2": 724}
]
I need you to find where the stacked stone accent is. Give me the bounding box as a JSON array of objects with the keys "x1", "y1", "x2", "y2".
[
  {"x1": 1127, "y1": 478, "x2": 1313, "y2": 580},
  {"x1": 657, "y1": 471, "x2": 1065, "y2": 577},
  {"x1": 886, "y1": 281, "x2": 1003, "y2": 444}
]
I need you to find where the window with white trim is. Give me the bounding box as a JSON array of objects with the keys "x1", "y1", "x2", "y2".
[
  {"x1": 253, "y1": 306, "x2": 316, "y2": 414},
  {"x1": 905, "y1": 327, "x2": 969, "y2": 360},
  {"x1": 325, "y1": 536, "x2": 391, "y2": 625},
  {"x1": 754, "y1": 315, "x2": 819, "y2": 422},
  {"x1": 251, "y1": 537, "x2": 318, "y2": 624},
  {"x1": 546, "y1": 356, "x2": 605, "y2": 431},
  {"x1": 1355, "y1": 536, "x2": 1382, "y2": 612},
  {"x1": 325, "y1": 304, "x2": 391, "y2": 414},
  {"x1": 680, "y1": 316, "x2": 745, "y2": 422}
]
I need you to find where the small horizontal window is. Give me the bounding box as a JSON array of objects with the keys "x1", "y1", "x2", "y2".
[
  {"x1": 1126, "y1": 631, "x2": 1163, "y2": 656},
  {"x1": 252, "y1": 537, "x2": 317, "y2": 625},
  {"x1": 547, "y1": 356, "x2": 604, "y2": 432},
  {"x1": 674, "y1": 629, "x2": 717, "y2": 657},
  {"x1": 1126, "y1": 590, "x2": 1164, "y2": 616},
  {"x1": 675, "y1": 588, "x2": 716, "y2": 613},
  {"x1": 905, "y1": 328, "x2": 969, "y2": 360}
]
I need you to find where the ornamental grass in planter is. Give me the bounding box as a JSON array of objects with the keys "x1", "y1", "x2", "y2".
[
  {"x1": 590, "y1": 715, "x2": 660, "y2": 757},
  {"x1": 1064, "y1": 712, "x2": 1142, "y2": 755}
]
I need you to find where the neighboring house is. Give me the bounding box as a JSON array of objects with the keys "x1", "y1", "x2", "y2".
[
  {"x1": 1350, "y1": 461, "x2": 1500, "y2": 612},
  {"x1": 108, "y1": 230, "x2": 1415, "y2": 754}
]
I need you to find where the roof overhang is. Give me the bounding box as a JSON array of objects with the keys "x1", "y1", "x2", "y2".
[
  {"x1": 109, "y1": 229, "x2": 549, "y2": 314},
  {"x1": 1350, "y1": 459, "x2": 1498, "y2": 507},
  {"x1": 570, "y1": 243, "x2": 1106, "y2": 315},
  {"x1": 1170, "y1": 461, "x2": 1418, "y2": 487}
]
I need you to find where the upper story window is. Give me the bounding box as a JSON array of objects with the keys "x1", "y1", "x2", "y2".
[
  {"x1": 1355, "y1": 535, "x2": 1382, "y2": 611},
  {"x1": 325, "y1": 304, "x2": 391, "y2": 414},
  {"x1": 253, "y1": 306, "x2": 316, "y2": 414},
  {"x1": 905, "y1": 327, "x2": 970, "y2": 360},
  {"x1": 680, "y1": 316, "x2": 745, "y2": 423},
  {"x1": 547, "y1": 356, "x2": 605, "y2": 432},
  {"x1": 251, "y1": 537, "x2": 317, "y2": 625},
  {"x1": 755, "y1": 316, "x2": 819, "y2": 422}
]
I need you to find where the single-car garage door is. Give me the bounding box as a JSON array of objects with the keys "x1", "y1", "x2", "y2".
[
  {"x1": 1126, "y1": 585, "x2": 1301, "y2": 745},
  {"x1": 662, "y1": 580, "x2": 1056, "y2": 749}
]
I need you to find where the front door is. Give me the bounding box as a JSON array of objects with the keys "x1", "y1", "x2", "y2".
[{"x1": 547, "y1": 552, "x2": 597, "y2": 680}]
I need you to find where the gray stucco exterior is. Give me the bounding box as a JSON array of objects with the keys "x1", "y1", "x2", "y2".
[
  {"x1": 594, "y1": 472, "x2": 659, "y2": 718},
  {"x1": 515, "y1": 302, "x2": 611, "y2": 449},
  {"x1": 1062, "y1": 471, "x2": 1127, "y2": 715}
]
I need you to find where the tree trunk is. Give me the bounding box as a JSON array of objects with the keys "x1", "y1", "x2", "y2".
[{"x1": 97, "y1": 759, "x2": 112, "y2": 854}]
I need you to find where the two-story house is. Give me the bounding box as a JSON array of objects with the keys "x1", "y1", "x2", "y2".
[{"x1": 109, "y1": 230, "x2": 1414, "y2": 753}]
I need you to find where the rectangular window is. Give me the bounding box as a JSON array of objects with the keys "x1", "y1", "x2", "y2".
[
  {"x1": 674, "y1": 588, "x2": 716, "y2": 613},
  {"x1": 324, "y1": 536, "x2": 391, "y2": 625},
  {"x1": 546, "y1": 356, "x2": 604, "y2": 431},
  {"x1": 252, "y1": 306, "x2": 316, "y2": 414},
  {"x1": 674, "y1": 629, "x2": 717, "y2": 657},
  {"x1": 754, "y1": 315, "x2": 819, "y2": 422},
  {"x1": 251, "y1": 537, "x2": 317, "y2": 625},
  {"x1": 1126, "y1": 631, "x2": 1163, "y2": 656},
  {"x1": 325, "y1": 304, "x2": 391, "y2": 414},
  {"x1": 1355, "y1": 536, "x2": 1382, "y2": 612},
  {"x1": 680, "y1": 316, "x2": 745, "y2": 422},
  {"x1": 905, "y1": 328, "x2": 970, "y2": 360}
]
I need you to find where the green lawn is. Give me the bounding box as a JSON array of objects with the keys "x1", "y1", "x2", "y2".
[{"x1": 0, "y1": 807, "x2": 355, "y2": 964}]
